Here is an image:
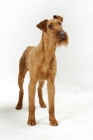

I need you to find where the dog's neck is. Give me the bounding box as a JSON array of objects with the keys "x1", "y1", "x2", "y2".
[
  {"x1": 38, "y1": 32, "x2": 57, "y2": 54},
  {"x1": 36, "y1": 32, "x2": 57, "y2": 67}
]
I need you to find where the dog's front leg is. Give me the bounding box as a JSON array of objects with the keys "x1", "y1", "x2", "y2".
[
  {"x1": 47, "y1": 81, "x2": 58, "y2": 126},
  {"x1": 27, "y1": 80, "x2": 36, "y2": 126}
]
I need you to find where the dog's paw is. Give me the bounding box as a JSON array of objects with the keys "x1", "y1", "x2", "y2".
[
  {"x1": 15, "y1": 104, "x2": 22, "y2": 110},
  {"x1": 40, "y1": 102, "x2": 46, "y2": 108},
  {"x1": 27, "y1": 119, "x2": 36, "y2": 126},
  {"x1": 50, "y1": 119, "x2": 58, "y2": 126}
]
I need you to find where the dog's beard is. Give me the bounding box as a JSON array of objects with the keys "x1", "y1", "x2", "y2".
[{"x1": 57, "y1": 37, "x2": 68, "y2": 47}]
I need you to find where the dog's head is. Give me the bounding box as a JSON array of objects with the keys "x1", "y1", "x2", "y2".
[{"x1": 36, "y1": 15, "x2": 68, "y2": 46}]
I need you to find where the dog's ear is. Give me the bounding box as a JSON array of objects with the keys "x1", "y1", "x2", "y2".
[
  {"x1": 53, "y1": 15, "x2": 63, "y2": 22},
  {"x1": 36, "y1": 19, "x2": 48, "y2": 32}
]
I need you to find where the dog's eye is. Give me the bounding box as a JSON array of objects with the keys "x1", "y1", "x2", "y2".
[
  {"x1": 48, "y1": 24, "x2": 53, "y2": 29},
  {"x1": 58, "y1": 22, "x2": 61, "y2": 25}
]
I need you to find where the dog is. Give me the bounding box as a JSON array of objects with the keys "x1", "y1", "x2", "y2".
[{"x1": 15, "y1": 15, "x2": 68, "y2": 126}]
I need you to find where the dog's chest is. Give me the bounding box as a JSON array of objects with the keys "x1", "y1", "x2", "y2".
[{"x1": 37, "y1": 60, "x2": 57, "y2": 80}]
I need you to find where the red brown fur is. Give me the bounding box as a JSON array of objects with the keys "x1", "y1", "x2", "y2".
[{"x1": 15, "y1": 15, "x2": 68, "y2": 126}]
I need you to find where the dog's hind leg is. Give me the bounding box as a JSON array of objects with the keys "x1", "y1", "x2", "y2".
[
  {"x1": 15, "y1": 53, "x2": 27, "y2": 109},
  {"x1": 38, "y1": 81, "x2": 46, "y2": 108}
]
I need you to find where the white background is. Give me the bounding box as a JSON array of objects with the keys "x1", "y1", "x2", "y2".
[{"x1": 0, "y1": 0, "x2": 93, "y2": 140}]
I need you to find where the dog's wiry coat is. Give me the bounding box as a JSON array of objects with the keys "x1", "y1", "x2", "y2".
[{"x1": 15, "y1": 15, "x2": 68, "y2": 126}]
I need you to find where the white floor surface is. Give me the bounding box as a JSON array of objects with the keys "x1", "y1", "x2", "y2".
[{"x1": 0, "y1": 86, "x2": 93, "y2": 140}]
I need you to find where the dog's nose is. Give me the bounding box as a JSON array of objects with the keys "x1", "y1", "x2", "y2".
[{"x1": 59, "y1": 31, "x2": 66, "y2": 39}]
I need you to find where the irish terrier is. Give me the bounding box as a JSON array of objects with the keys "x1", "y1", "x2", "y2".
[{"x1": 15, "y1": 15, "x2": 68, "y2": 126}]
